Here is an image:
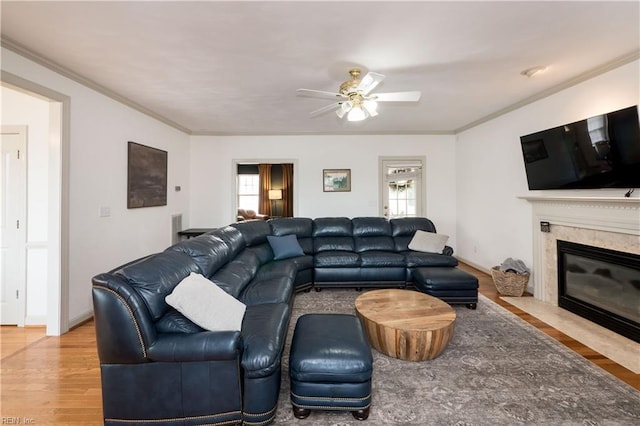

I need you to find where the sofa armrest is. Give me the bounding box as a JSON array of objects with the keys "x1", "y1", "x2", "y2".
[{"x1": 148, "y1": 331, "x2": 243, "y2": 362}]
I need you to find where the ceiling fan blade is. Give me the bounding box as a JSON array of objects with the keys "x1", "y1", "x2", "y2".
[
  {"x1": 297, "y1": 88, "x2": 346, "y2": 100},
  {"x1": 310, "y1": 102, "x2": 341, "y2": 116},
  {"x1": 372, "y1": 91, "x2": 422, "y2": 102},
  {"x1": 357, "y1": 72, "x2": 385, "y2": 95}
]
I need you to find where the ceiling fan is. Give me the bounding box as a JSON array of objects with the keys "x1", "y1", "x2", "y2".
[{"x1": 297, "y1": 68, "x2": 421, "y2": 122}]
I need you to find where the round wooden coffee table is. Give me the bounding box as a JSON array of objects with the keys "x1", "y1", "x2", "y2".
[{"x1": 355, "y1": 289, "x2": 456, "y2": 361}]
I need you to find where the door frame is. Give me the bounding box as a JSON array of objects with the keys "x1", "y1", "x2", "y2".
[
  {"x1": 1, "y1": 126, "x2": 28, "y2": 325},
  {"x1": 378, "y1": 156, "x2": 426, "y2": 218},
  {"x1": 1, "y1": 71, "x2": 70, "y2": 336}
]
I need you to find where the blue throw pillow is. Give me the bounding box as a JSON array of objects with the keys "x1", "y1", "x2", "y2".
[{"x1": 267, "y1": 234, "x2": 305, "y2": 260}]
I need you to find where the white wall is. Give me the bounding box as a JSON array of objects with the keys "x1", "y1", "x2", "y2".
[
  {"x1": 2, "y1": 48, "x2": 191, "y2": 326},
  {"x1": 190, "y1": 134, "x2": 458, "y2": 246},
  {"x1": 455, "y1": 60, "x2": 640, "y2": 283},
  {"x1": 1, "y1": 86, "x2": 50, "y2": 324}
]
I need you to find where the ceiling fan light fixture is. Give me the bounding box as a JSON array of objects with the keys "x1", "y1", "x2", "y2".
[{"x1": 347, "y1": 106, "x2": 366, "y2": 122}]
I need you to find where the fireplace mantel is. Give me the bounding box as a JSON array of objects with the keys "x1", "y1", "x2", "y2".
[
  {"x1": 520, "y1": 196, "x2": 640, "y2": 235},
  {"x1": 521, "y1": 195, "x2": 640, "y2": 304}
]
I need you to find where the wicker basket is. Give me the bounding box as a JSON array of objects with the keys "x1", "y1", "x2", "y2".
[{"x1": 490, "y1": 266, "x2": 529, "y2": 296}]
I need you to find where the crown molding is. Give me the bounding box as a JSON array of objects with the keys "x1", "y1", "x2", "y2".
[
  {"x1": 1, "y1": 36, "x2": 192, "y2": 135},
  {"x1": 189, "y1": 130, "x2": 455, "y2": 137},
  {"x1": 454, "y1": 50, "x2": 640, "y2": 134}
]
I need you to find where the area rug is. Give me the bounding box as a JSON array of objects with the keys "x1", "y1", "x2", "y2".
[{"x1": 273, "y1": 289, "x2": 640, "y2": 425}]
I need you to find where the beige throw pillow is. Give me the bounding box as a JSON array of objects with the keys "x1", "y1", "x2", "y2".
[
  {"x1": 165, "y1": 272, "x2": 246, "y2": 331},
  {"x1": 408, "y1": 230, "x2": 449, "y2": 254}
]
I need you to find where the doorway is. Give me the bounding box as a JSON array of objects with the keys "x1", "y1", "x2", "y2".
[
  {"x1": 1, "y1": 72, "x2": 69, "y2": 335},
  {"x1": 1, "y1": 127, "x2": 27, "y2": 325},
  {"x1": 233, "y1": 159, "x2": 297, "y2": 222},
  {"x1": 379, "y1": 157, "x2": 425, "y2": 218}
]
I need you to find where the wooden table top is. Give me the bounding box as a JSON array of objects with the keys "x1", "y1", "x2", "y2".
[{"x1": 355, "y1": 289, "x2": 456, "y2": 332}]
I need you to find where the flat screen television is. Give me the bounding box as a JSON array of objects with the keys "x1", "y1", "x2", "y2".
[{"x1": 520, "y1": 105, "x2": 640, "y2": 190}]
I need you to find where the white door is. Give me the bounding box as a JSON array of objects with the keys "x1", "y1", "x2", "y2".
[
  {"x1": 380, "y1": 158, "x2": 424, "y2": 218},
  {"x1": 1, "y1": 127, "x2": 27, "y2": 325}
]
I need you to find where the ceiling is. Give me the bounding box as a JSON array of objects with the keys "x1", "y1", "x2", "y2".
[{"x1": 1, "y1": 1, "x2": 639, "y2": 135}]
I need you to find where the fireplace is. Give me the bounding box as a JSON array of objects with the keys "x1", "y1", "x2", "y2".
[{"x1": 557, "y1": 240, "x2": 640, "y2": 343}]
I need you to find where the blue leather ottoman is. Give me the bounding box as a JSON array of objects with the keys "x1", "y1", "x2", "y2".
[
  {"x1": 413, "y1": 267, "x2": 479, "y2": 309},
  {"x1": 289, "y1": 313, "x2": 373, "y2": 420}
]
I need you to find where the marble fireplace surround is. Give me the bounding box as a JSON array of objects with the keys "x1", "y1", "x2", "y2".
[
  {"x1": 511, "y1": 196, "x2": 640, "y2": 373},
  {"x1": 521, "y1": 196, "x2": 640, "y2": 304}
]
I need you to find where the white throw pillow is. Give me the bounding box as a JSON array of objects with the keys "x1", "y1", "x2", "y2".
[
  {"x1": 165, "y1": 272, "x2": 246, "y2": 331},
  {"x1": 408, "y1": 230, "x2": 449, "y2": 254}
]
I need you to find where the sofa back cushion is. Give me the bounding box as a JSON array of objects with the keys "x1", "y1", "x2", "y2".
[
  {"x1": 165, "y1": 234, "x2": 231, "y2": 277},
  {"x1": 232, "y1": 220, "x2": 272, "y2": 247},
  {"x1": 269, "y1": 217, "x2": 314, "y2": 254},
  {"x1": 391, "y1": 217, "x2": 438, "y2": 252},
  {"x1": 210, "y1": 250, "x2": 261, "y2": 297},
  {"x1": 312, "y1": 217, "x2": 354, "y2": 253},
  {"x1": 352, "y1": 217, "x2": 394, "y2": 252},
  {"x1": 115, "y1": 251, "x2": 199, "y2": 321},
  {"x1": 208, "y1": 226, "x2": 245, "y2": 258}
]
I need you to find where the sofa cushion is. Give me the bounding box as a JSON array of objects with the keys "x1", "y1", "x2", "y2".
[
  {"x1": 352, "y1": 217, "x2": 391, "y2": 237},
  {"x1": 404, "y1": 251, "x2": 459, "y2": 268},
  {"x1": 210, "y1": 251, "x2": 261, "y2": 297},
  {"x1": 245, "y1": 244, "x2": 274, "y2": 265},
  {"x1": 354, "y1": 236, "x2": 395, "y2": 252},
  {"x1": 207, "y1": 226, "x2": 245, "y2": 258},
  {"x1": 115, "y1": 251, "x2": 199, "y2": 321},
  {"x1": 241, "y1": 303, "x2": 290, "y2": 378},
  {"x1": 408, "y1": 230, "x2": 449, "y2": 254},
  {"x1": 270, "y1": 218, "x2": 314, "y2": 254},
  {"x1": 166, "y1": 234, "x2": 230, "y2": 277},
  {"x1": 315, "y1": 251, "x2": 360, "y2": 268},
  {"x1": 267, "y1": 234, "x2": 304, "y2": 260},
  {"x1": 312, "y1": 217, "x2": 353, "y2": 237},
  {"x1": 239, "y1": 277, "x2": 294, "y2": 306},
  {"x1": 255, "y1": 260, "x2": 298, "y2": 282},
  {"x1": 390, "y1": 217, "x2": 437, "y2": 237},
  {"x1": 155, "y1": 309, "x2": 205, "y2": 334},
  {"x1": 232, "y1": 220, "x2": 272, "y2": 247},
  {"x1": 360, "y1": 251, "x2": 406, "y2": 267},
  {"x1": 270, "y1": 217, "x2": 313, "y2": 237},
  {"x1": 165, "y1": 272, "x2": 246, "y2": 332},
  {"x1": 314, "y1": 236, "x2": 355, "y2": 253}
]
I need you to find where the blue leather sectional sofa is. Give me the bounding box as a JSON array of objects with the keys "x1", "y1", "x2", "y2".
[{"x1": 92, "y1": 217, "x2": 458, "y2": 426}]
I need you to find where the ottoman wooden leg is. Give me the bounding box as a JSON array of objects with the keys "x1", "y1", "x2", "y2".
[
  {"x1": 293, "y1": 406, "x2": 311, "y2": 419},
  {"x1": 352, "y1": 407, "x2": 370, "y2": 420}
]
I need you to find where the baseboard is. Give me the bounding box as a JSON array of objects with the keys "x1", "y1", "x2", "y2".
[
  {"x1": 69, "y1": 311, "x2": 93, "y2": 330},
  {"x1": 25, "y1": 315, "x2": 47, "y2": 326},
  {"x1": 456, "y1": 257, "x2": 492, "y2": 275}
]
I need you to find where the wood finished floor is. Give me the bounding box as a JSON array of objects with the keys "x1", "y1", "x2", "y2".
[{"x1": 1, "y1": 264, "x2": 638, "y2": 425}]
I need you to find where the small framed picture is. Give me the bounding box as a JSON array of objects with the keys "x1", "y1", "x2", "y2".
[{"x1": 323, "y1": 169, "x2": 351, "y2": 192}]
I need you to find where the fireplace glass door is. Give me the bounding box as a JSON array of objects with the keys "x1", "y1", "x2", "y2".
[{"x1": 558, "y1": 240, "x2": 640, "y2": 343}]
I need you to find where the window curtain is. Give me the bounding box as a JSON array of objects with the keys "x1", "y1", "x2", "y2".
[
  {"x1": 281, "y1": 164, "x2": 294, "y2": 217},
  {"x1": 258, "y1": 164, "x2": 272, "y2": 215}
]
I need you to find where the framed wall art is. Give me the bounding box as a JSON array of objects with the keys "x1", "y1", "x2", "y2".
[
  {"x1": 323, "y1": 169, "x2": 351, "y2": 192},
  {"x1": 127, "y1": 141, "x2": 168, "y2": 208}
]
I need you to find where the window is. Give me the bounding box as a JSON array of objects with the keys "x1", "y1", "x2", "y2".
[{"x1": 237, "y1": 174, "x2": 259, "y2": 211}]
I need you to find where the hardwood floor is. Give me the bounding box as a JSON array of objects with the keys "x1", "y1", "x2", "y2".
[{"x1": 1, "y1": 265, "x2": 638, "y2": 425}]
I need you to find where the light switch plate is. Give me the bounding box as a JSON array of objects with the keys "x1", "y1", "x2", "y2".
[{"x1": 99, "y1": 206, "x2": 111, "y2": 217}]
